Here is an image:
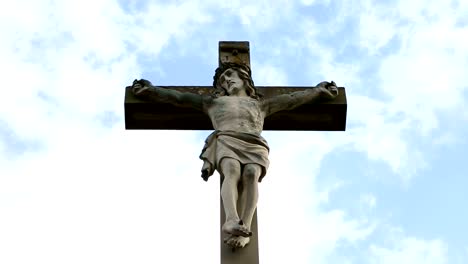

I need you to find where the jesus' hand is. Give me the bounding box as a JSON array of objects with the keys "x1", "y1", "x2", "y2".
[
  {"x1": 132, "y1": 79, "x2": 153, "y2": 96},
  {"x1": 316, "y1": 81, "x2": 339, "y2": 100}
]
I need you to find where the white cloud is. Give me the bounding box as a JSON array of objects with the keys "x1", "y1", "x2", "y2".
[
  {"x1": 359, "y1": 193, "x2": 377, "y2": 209},
  {"x1": 0, "y1": 129, "x2": 220, "y2": 264},
  {"x1": 212, "y1": 0, "x2": 294, "y2": 31},
  {"x1": 310, "y1": 0, "x2": 468, "y2": 184},
  {"x1": 0, "y1": 1, "x2": 220, "y2": 263},
  {"x1": 369, "y1": 237, "x2": 448, "y2": 264},
  {"x1": 358, "y1": 1, "x2": 398, "y2": 54},
  {"x1": 0, "y1": 0, "x2": 220, "y2": 150},
  {"x1": 344, "y1": 95, "x2": 428, "y2": 183},
  {"x1": 316, "y1": 181, "x2": 345, "y2": 204},
  {"x1": 252, "y1": 64, "x2": 289, "y2": 86},
  {"x1": 293, "y1": 16, "x2": 363, "y2": 90},
  {"x1": 259, "y1": 132, "x2": 375, "y2": 263},
  {"x1": 359, "y1": 0, "x2": 468, "y2": 136},
  {"x1": 301, "y1": 0, "x2": 331, "y2": 6}
]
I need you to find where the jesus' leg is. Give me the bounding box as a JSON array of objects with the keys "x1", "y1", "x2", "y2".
[
  {"x1": 240, "y1": 164, "x2": 261, "y2": 230},
  {"x1": 226, "y1": 163, "x2": 262, "y2": 248},
  {"x1": 220, "y1": 158, "x2": 251, "y2": 237}
]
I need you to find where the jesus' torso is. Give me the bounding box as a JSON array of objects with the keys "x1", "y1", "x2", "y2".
[{"x1": 205, "y1": 96, "x2": 265, "y2": 135}]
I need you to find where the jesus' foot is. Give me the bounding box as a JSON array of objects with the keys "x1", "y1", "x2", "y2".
[
  {"x1": 222, "y1": 219, "x2": 252, "y2": 237},
  {"x1": 224, "y1": 235, "x2": 251, "y2": 248}
]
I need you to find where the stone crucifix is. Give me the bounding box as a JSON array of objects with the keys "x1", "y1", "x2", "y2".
[{"x1": 125, "y1": 41, "x2": 347, "y2": 263}]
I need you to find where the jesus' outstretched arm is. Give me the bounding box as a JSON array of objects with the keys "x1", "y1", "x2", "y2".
[
  {"x1": 262, "y1": 81, "x2": 339, "y2": 117},
  {"x1": 131, "y1": 79, "x2": 211, "y2": 111}
]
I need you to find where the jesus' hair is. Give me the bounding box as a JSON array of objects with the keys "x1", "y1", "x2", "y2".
[{"x1": 212, "y1": 62, "x2": 261, "y2": 100}]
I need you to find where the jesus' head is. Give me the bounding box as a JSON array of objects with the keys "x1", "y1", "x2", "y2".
[{"x1": 213, "y1": 62, "x2": 260, "y2": 99}]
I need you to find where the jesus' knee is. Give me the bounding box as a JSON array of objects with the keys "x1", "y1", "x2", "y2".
[
  {"x1": 242, "y1": 164, "x2": 262, "y2": 184},
  {"x1": 220, "y1": 158, "x2": 241, "y2": 182}
]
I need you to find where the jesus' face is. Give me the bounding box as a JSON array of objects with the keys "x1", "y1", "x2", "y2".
[{"x1": 218, "y1": 68, "x2": 246, "y2": 96}]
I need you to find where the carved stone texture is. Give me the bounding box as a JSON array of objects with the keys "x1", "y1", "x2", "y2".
[
  {"x1": 219, "y1": 41, "x2": 250, "y2": 66},
  {"x1": 124, "y1": 86, "x2": 347, "y2": 131}
]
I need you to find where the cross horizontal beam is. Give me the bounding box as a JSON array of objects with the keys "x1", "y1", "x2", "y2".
[{"x1": 124, "y1": 86, "x2": 347, "y2": 131}]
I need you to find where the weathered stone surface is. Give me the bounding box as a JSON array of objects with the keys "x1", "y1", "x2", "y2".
[
  {"x1": 220, "y1": 200, "x2": 259, "y2": 264},
  {"x1": 219, "y1": 41, "x2": 250, "y2": 66},
  {"x1": 124, "y1": 86, "x2": 347, "y2": 131}
]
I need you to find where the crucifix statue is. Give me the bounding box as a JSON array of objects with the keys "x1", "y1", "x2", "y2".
[{"x1": 125, "y1": 41, "x2": 347, "y2": 263}]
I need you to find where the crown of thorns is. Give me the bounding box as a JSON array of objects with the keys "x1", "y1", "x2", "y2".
[{"x1": 213, "y1": 62, "x2": 253, "y2": 88}]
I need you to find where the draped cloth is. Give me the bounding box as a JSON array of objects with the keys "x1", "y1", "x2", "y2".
[{"x1": 199, "y1": 130, "x2": 270, "y2": 182}]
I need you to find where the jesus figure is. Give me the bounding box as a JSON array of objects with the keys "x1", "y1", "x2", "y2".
[{"x1": 131, "y1": 62, "x2": 338, "y2": 248}]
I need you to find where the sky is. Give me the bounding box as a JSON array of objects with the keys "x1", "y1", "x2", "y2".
[{"x1": 1, "y1": 0, "x2": 468, "y2": 263}]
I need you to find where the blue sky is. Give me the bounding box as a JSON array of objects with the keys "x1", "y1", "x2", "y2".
[{"x1": 1, "y1": 0, "x2": 467, "y2": 263}]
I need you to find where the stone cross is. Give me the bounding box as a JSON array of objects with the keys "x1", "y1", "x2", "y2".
[{"x1": 124, "y1": 41, "x2": 347, "y2": 264}]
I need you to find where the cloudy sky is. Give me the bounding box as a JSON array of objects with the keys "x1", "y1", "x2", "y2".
[{"x1": 1, "y1": 0, "x2": 468, "y2": 263}]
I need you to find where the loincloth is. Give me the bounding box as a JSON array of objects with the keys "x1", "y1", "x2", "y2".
[{"x1": 199, "y1": 130, "x2": 270, "y2": 182}]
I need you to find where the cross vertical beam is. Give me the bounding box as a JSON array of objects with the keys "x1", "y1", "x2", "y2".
[
  {"x1": 218, "y1": 41, "x2": 259, "y2": 264},
  {"x1": 220, "y1": 184, "x2": 259, "y2": 263}
]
